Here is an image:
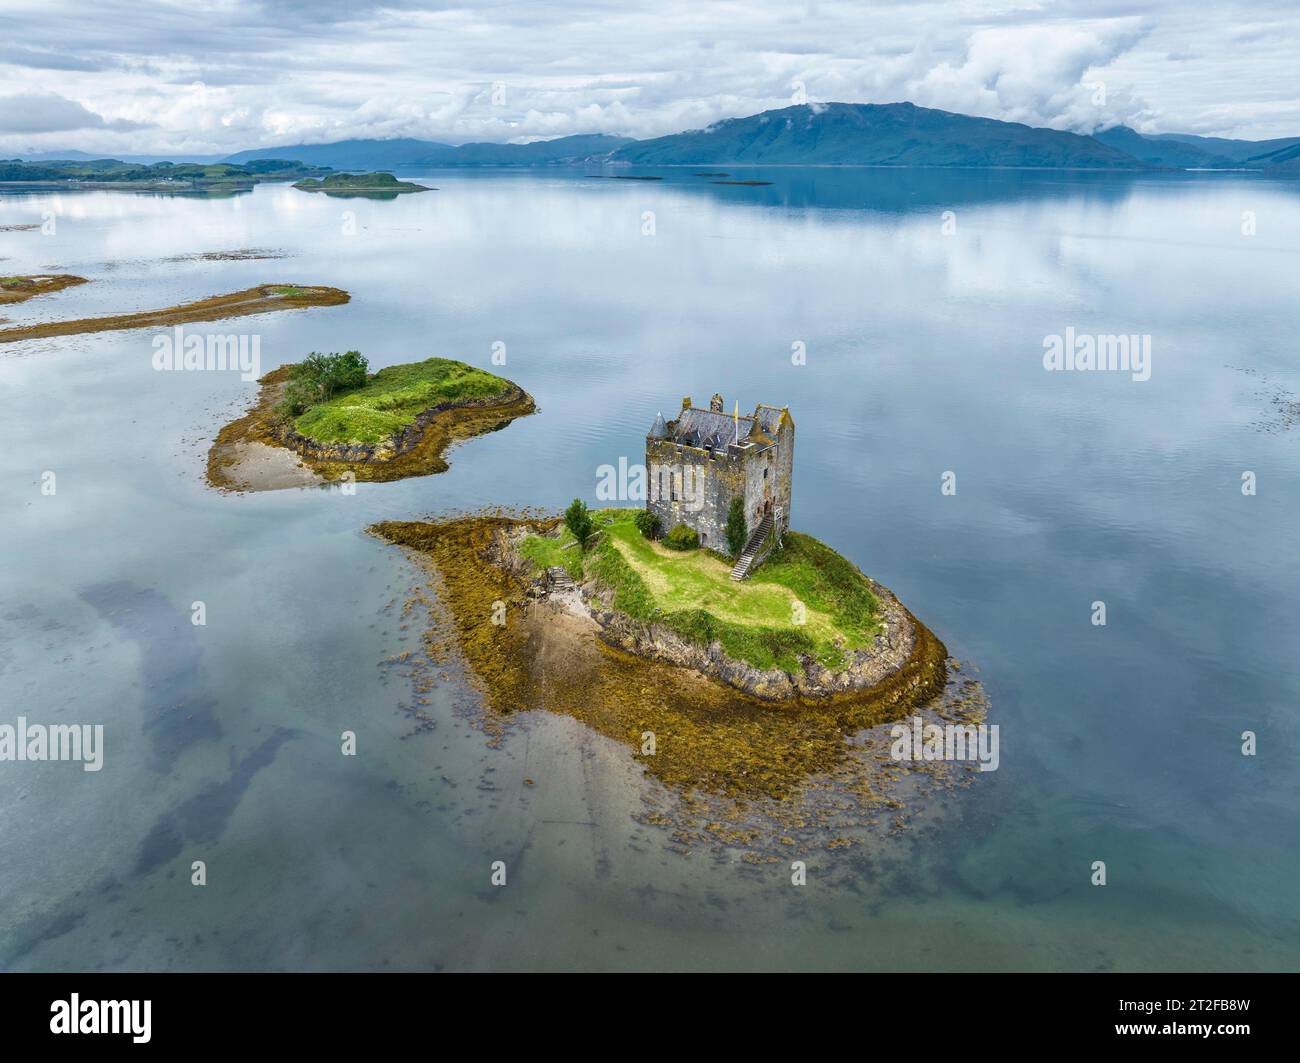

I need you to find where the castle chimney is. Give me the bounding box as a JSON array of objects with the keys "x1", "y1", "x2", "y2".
[{"x1": 710, "y1": 393, "x2": 724, "y2": 413}]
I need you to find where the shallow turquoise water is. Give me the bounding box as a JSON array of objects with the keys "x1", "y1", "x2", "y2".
[{"x1": 1, "y1": 168, "x2": 1297, "y2": 971}]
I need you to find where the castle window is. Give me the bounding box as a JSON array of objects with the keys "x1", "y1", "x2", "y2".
[{"x1": 763, "y1": 467, "x2": 769, "y2": 479}]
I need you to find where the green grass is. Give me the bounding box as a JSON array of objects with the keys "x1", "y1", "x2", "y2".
[
  {"x1": 519, "y1": 526, "x2": 584, "y2": 580},
  {"x1": 531, "y1": 508, "x2": 882, "y2": 672},
  {"x1": 268, "y1": 285, "x2": 314, "y2": 297},
  {"x1": 292, "y1": 357, "x2": 512, "y2": 445}
]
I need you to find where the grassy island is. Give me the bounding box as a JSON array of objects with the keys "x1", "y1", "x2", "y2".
[
  {"x1": 292, "y1": 172, "x2": 430, "y2": 196},
  {"x1": 0, "y1": 283, "x2": 348, "y2": 344},
  {"x1": 291, "y1": 358, "x2": 511, "y2": 444},
  {"x1": 521, "y1": 508, "x2": 883, "y2": 672},
  {"x1": 207, "y1": 354, "x2": 533, "y2": 491},
  {"x1": 0, "y1": 274, "x2": 88, "y2": 305}
]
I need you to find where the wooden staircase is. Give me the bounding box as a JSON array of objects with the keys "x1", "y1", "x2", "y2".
[{"x1": 730, "y1": 512, "x2": 773, "y2": 581}]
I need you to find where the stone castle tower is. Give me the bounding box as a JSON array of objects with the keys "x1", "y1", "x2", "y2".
[{"x1": 645, "y1": 394, "x2": 794, "y2": 561}]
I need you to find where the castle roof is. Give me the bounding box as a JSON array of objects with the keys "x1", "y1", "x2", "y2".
[
  {"x1": 648, "y1": 400, "x2": 792, "y2": 451},
  {"x1": 673, "y1": 406, "x2": 753, "y2": 448},
  {"x1": 752, "y1": 404, "x2": 787, "y2": 435}
]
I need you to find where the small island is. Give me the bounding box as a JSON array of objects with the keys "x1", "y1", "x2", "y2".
[
  {"x1": 0, "y1": 274, "x2": 88, "y2": 305},
  {"x1": 207, "y1": 353, "x2": 534, "y2": 491},
  {"x1": 0, "y1": 158, "x2": 332, "y2": 193},
  {"x1": 0, "y1": 283, "x2": 348, "y2": 345},
  {"x1": 292, "y1": 172, "x2": 431, "y2": 196}
]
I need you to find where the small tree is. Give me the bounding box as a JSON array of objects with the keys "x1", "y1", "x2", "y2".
[
  {"x1": 277, "y1": 376, "x2": 319, "y2": 419},
  {"x1": 725, "y1": 497, "x2": 747, "y2": 557},
  {"x1": 297, "y1": 350, "x2": 369, "y2": 401},
  {"x1": 564, "y1": 498, "x2": 595, "y2": 551},
  {"x1": 277, "y1": 350, "x2": 369, "y2": 420},
  {"x1": 634, "y1": 509, "x2": 661, "y2": 540}
]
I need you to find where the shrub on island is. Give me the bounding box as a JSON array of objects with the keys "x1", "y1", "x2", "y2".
[
  {"x1": 663, "y1": 524, "x2": 699, "y2": 551},
  {"x1": 634, "y1": 510, "x2": 662, "y2": 540},
  {"x1": 278, "y1": 350, "x2": 369, "y2": 418}
]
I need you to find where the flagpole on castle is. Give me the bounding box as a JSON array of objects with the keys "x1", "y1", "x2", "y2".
[{"x1": 734, "y1": 400, "x2": 739, "y2": 443}]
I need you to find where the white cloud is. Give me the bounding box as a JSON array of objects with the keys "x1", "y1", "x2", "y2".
[
  {"x1": 0, "y1": 1, "x2": 1296, "y2": 153},
  {"x1": 902, "y1": 21, "x2": 1153, "y2": 132},
  {"x1": 0, "y1": 91, "x2": 148, "y2": 134}
]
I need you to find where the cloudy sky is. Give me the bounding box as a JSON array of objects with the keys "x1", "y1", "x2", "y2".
[{"x1": 1, "y1": 0, "x2": 1298, "y2": 156}]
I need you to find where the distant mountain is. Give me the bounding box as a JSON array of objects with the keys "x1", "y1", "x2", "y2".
[
  {"x1": 438, "y1": 134, "x2": 634, "y2": 165},
  {"x1": 1144, "y1": 132, "x2": 1300, "y2": 164},
  {"x1": 610, "y1": 102, "x2": 1144, "y2": 168},
  {"x1": 225, "y1": 138, "x2": 452, "y2": 169},
  {"x1": 1092, "y1": 126, "x2": 1230, "y2": 168},
  {"x1": 1250, "y1": 142, "x2": 1300, "y2": 176},
  {"x1": 24, "y1": 104, "x2": 1300, "y2": 177},
  {"x1": 17, "y1": 149, "x2": 226, "y2": 165},
  {"x1": 1093, "y1": 126, "x2": 1300, "y2": 173},
  {"x1": 224, "y1": 133, "x2": 632, "y2": 169}
]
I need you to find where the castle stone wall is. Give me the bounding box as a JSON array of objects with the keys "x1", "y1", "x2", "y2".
[
  {"x1": 646, "y1": 405, "x2": 795, "y2": 556},
  {"x1": 646, "y1": 440, "x2": 744, "y2": 551}
]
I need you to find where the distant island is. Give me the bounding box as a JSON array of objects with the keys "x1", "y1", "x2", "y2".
[
  {"x1": 0, "y1": 157, "x2": 333, "y2": 192},
  {"x1": 207, "y1": 354, "x2": 534, "y2": 491},
  {"x1": 292, "y1": 172, "x2": 431, "y2": 196}
]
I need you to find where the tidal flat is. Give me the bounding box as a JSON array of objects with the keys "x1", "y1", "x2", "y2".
[{"x1": 0, "y1": 283, "x2": 348, "y2": 344}]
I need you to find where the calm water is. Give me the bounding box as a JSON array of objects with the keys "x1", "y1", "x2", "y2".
[{"x1": 1, "y1": 168, "x2": 1297, "y2": 971}]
